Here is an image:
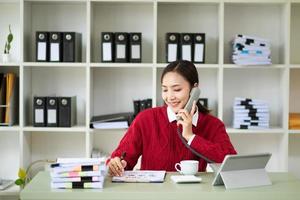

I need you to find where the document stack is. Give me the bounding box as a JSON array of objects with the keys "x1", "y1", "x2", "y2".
[
  {"x1": 50, "y1": 158, "x2": 107, "y2": 189},
  {"x1": 232, "y1": 34, "x2": 271, "y2": 65},
  {"x1": 233, "y1": 97, "x2": 270, "y2": 129}
]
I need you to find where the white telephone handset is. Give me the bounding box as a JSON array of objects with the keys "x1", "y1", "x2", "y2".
[{"x1": 176, "y1": 87, "x2": 201, "y2": 121}]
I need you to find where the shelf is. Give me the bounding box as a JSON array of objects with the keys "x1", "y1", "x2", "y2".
[
  {"x1": 227, "y1": 127, "x2": 285, "y2": 134},
  {"x1": 0, "y1": 126, "x2": 20, "y2": 132},
  {"x1": 223, "y1": 64, "x2": 286, "y2": 69},
  {"x1": 0, "y1": 62, "x2": 20, "y2": 66},
  {"x1": 23, "y1": 126, "x2": 86, "y2": 132},
  {"x1": 23, "y1": 62, "x2": 87, "y2": 68},
  {"x1": 156, "y1": 63, "x2": 219, "y2": 68},
  {"x1": 289, "y1": 130, "x2": 300, "y2": 134},
  {"x1": 90, "y1": 63, "x2": 153, "y2": 68},
  {"x1": 289, "y1": 64, "x2": 300, "y2": 68}
]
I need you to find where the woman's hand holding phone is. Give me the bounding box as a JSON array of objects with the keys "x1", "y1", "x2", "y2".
[{"x1": 176, "y1": 100, "x2": 197, "y2": 141}]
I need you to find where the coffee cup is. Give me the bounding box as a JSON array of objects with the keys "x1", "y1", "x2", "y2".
[{"x1": 175, "y1": 160, "x2": 199, "y2": 175}]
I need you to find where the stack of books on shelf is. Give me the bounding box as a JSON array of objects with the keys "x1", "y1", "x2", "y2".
[
  {"x1": 90, "y1": 112, "x2": 134, "y2": 129},
  {"x1": 50, "y1": 158, "x2": 107, "y2": 189},
  {"x1": 232, "y1": 34, "x2": 271, "y2": 66},
  {"x1": 289, "y1": 113, "x2": 300, "y2": 130},
  {"x1": 233, "y1": 97, "x2": 270, "y2": 129}
]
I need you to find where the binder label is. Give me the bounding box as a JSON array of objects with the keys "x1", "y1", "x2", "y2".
[
  {"x1": 194, "y1": 44, "x2": 204, "y2": 62},
  {"x1": 48, "y1": 109, "x2": 57, "y2": 123},
  {"x1": 131, "y1": 45, "x2": 140, "y2": 59},
  {"x1": 38, "y1": 42, "x2": 47, "y2": 61},
  {"x1": 102, "y1": 43, "x2": 112, "y2": 61},
  {"x1": 50, "y1": 43, "x2": 60, "y2": 61},
  {"x1": 35, "y1": 109, "x2": 44, "y2": 123},
  {"x1": 168, "y1": 44, "x2": 177, "y2": 62},
  {"x1": 182, "y1": 45, "x2": 192, "y2": 61},
  {"x1": 116, "y1": 44, "x2": 126, "y2": 59}
]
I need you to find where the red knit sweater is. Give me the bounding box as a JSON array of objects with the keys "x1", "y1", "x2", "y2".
[{"x1": 111, "y1": 106, "x2": 237, "y2": 171}]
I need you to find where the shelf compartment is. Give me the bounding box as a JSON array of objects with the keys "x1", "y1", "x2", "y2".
[
  {"x1": 23, "y1": 66, "x2": 86, "y2": 127},
  {"x1": 22, "y1": 131, "x2": 86, "y2": 169},
  {"x1": 23, "y1": 1, "x2": 87, "y2": 62},
  {"x1": 223, "y1": 68, "x2": 285, "y2": 128},
  {"x1": 289, "y1": 69, "x2": 300, "y2": 118},
  {"x1": 90, "y1": 67, "x2": 153, "y2": 117},
  {"x1": 224, "y1": 2, "x2": 287, "y2": 65},
  {"x1": 291, "y1": 3, "x2": 300, "y2": 64},
  {"x1": 92, "y1": 129, "x2": 126, "y2": 157},
  {"x1": 229, "y1": 133, "x2": 284, "y2": 171},
  {"x1": 91, "y1": 1, "x2": 154, "y2": 63},
  {"x1": 156, "y1": 67, "x2": 219, "y2": 117},
  {"x1": 0, "y1": 1, "x2": 20, "y2": 63},
  {"x1": 0, "y1": 132, "x2": 20, "y2": 180},
  {"x1": 157, "y1": 2, "x2": 219, "y2": 64}
]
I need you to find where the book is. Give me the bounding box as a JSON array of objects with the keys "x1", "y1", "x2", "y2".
[
  {"x1": 52, "y1": 176, "x2": 104, "y2": 183},
  {"x1": 51, "y1": 181, "x2": 104, "y2": 189},
  {"x1": 112, "y1": 170, "x2": 166, "y2": 183},
  {"x1": 51, "y1": 171, "x2": 104, "y2": 178},
  {"x1": 51, "y1": 164, "x2": 106, "y2": 174}
]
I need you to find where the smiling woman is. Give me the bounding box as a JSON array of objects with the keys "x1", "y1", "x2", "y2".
[{"x1": 107, "y1": 60, "x2": 237, "y2": 177}]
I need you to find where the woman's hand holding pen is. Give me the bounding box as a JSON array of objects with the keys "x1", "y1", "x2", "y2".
[
  {"x1": 108, "y1": 152, "x2": 127, "y2": 176},
  {"x1": 176, "y1": 100, "x2": 197, "y2": 141}
]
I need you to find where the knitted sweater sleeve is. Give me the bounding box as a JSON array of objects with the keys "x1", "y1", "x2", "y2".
[
  {"x1": 110, "y1": 116, "x2": 143, "y2": 170},
  {"x1": 190, "y1": 118, "x2": 237, "y2": 163}
]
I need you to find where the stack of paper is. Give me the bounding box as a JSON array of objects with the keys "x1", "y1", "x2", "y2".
[
  {"x1": 233, "y1": 97, "x2": 270, "y2": 129},
  {"x1": 232, "y1": 34, "x2": 271, "y2": 65},
  {"x1": 50, "y1": 158, "x2": 107, "y2": 189}
]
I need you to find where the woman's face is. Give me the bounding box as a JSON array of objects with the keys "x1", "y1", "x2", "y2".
[{"x1": 161, "y1": 72, "x2": 191, "y2": 113}]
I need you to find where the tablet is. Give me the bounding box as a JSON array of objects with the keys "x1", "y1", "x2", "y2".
[{"x1": 211, "y1": 153, "x2": 272, "y2": 186}]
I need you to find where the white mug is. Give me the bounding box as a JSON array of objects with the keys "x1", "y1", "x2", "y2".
[{"x1": 175, "y1": 160, "x2": 199, "y2": 175}]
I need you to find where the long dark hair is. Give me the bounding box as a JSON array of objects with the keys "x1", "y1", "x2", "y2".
[{"x1": 161, "y1": 60, "x2": 210, "y2": 114}]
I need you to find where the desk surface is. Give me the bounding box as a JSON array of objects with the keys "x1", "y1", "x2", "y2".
[{"x1": 20, "y1": 172, "x2": 300, "y2": 200}]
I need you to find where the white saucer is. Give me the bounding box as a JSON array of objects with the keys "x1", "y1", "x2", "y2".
[{"x1": 170, "y1": 175, "x2": 202, "y2": 183}]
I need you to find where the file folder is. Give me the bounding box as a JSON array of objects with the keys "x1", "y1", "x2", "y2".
[
  {"x1": 63, "y1": 32, "x2": 82, "y2": 62},
  {"x1": 180, "y1": 33, "x2": 193, "y2": 62},
  {"x1": 0, "y1": 74, "x2": 6, "y2": 124},
  {"x1": 33, "y1": 96, "x2": 46, "y2": 127},
  {"x1": 4, "y1": 73, "x2": 18, "y2": 126},
  {"x1": 115, "y1": 32, "x2": 129, "y2": 63},
  {"x1": 129, "y1": 32, "x2": 142, "y2": 63},
  {"x1": 46, "y1": 97, "x2": 58, "y2": 127},
  {"x1": 193, "y1": 33, "x2": 205, "y2": 63},
  {"x1": 58, "y1": 96, "x2": 76, "y2": 127},
  {"x1": 133, "y1": 100, "x2": 140, "y2": 117},
  {"x1": 198, "y1": 98, "x2": 208, "y2": 108},
  {"x1": 49, "y1": 32, "x2": 63, "y2": 62},
  {"x1": 36, "y1": 32, "x2": 49, "y2": 62},
  {"x1": 101, "y1": 32, "x2": 114, "y2": 62},
  {"x1": 166, "y1": 33, "x2": 180, "y2": 63}
]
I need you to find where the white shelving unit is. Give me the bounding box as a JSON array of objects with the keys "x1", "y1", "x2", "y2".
[{"x1": 1, "y1": 0, "x2": 300, "y2": 197}]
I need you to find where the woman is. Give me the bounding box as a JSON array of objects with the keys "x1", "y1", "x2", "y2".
[{"x1": 108, "y1": 60, "x2": 236, "y2": 176}]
